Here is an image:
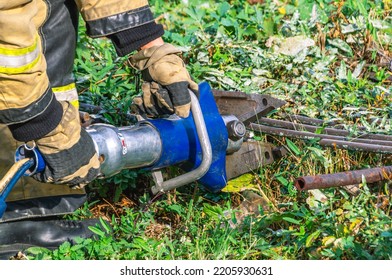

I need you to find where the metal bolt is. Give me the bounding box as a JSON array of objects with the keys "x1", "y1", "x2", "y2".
[{"x1": 227, "y1": 120, "x2": 246, "y2": 140}]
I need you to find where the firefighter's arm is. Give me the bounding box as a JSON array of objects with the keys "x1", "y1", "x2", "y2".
[
  {"x1": 0, "y1": 0, "x2": 100, "y2": 187},
  {"x1": 76, "y1": 0, "x2": 197, "y2": 118}
]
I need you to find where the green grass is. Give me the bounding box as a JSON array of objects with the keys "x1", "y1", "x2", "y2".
[{"x1": 26, "y1": 0, "x2": 391, "y2": 260}]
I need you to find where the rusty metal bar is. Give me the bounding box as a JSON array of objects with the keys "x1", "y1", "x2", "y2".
[
  {"x1": 258, "y1": 117, "x2": 392, "y2": 142},
  {"x1": 285, "y1": 114, "x2": 339, "y2": 127},
  {"x1": 259, "y1": 117, "x2": 345, "y2": 135},
  {"x1": 250, "y1": 122, "x2": 343, "y2": 141},
  {"x1": 294, "y1": 166, "x2": 392, "y2": 191},
  {"x1": 285, "y1": 114, "x2": 369, "y2": 132},
  {"x1": 249, "y1": 123, "x2": 392, "y2": 153},
  {"x1": 319, "y1": 139, "x2": 392, "y2": 154}
]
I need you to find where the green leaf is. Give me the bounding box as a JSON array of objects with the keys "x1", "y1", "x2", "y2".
[
  {"x1": 314, "y1": 127, "x2": 325, "y2": 134},
  {"x1": 100, "y1": 217, "x2": 112, "y2": 234},
  {"x1": 275, "y1": 175, "x2": 289, "y2": 186},
  {"x1": 237, "y1": 9, "x2": 250, "y2": 21},
  {"x1": 222, "y1": 173, "x2": 257, "y2": 193},
  {"x1": 287, "y1": 182, "x2": 297, "y2": 197},
  {"x1": 184, "y1": 6, "x2": 205, "y2": 22},
  {"x1": 114, "y1": 185, "x2": 122, "y2": 203},
  {"x1": 370, "y1": 19, "x2": 392, "y2": 30},
  {"x1": 338, "y1": 60, "x2": 347, "y2": 80},
  {"x1": 88, "y1": 225, "x2": 106, "y2": 238},
  {"x1": 283, "y1": 216, "x2": 301, "y2": 225},
  {"x1": 286, "y1": 138, "x2": 301, "y2": 156},
  {"x1": 307, "y1": 146, "x2": 327, "y2": 160},
  {"x1": 242, "y1": 26, "x2": 257, "y2": 36},
  {"x1": 263, "y1": 17, "x2": 275, "y2": 36},
  {"x1": 322, "y1": 236, "x2": 336, "y2": 247},
  {"x1": 381, "y1": 231, "x2": 392, "y2": 238},
  {"x1": 167, "y1": 204, "x2": 184, "y2": 215},
  {"x1": 218, "y1": 2, "x2": 231, "y2": 17},
  {"x1": 327, "y1": 39, "x2": 354, "y2": 57},
  {"x1": 356, "y1": 0, "x2": 368, "y2": 17},
  {"x1": 221, "y1": 18, "x2": 235, "y2": 27},
  {"x1": 297, "y1": 0, "x2": 315, "y2": 20},
  {"x1": 203, "y1": 203, "x2": 223, "y2": 219},
  {"x1": 131, "y1": 237, "x2": 150, "y2": 251},
  {"x1": 25, "y1": 246, "x2": 52, "y2": 255},
  {"x1": 306, "y1": 230, "x2": 321, "y2": 247}
]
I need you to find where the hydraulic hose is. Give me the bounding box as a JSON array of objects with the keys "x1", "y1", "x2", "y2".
[{"x1": 0, "y1": 158, "x2": 35, "y2": 217}]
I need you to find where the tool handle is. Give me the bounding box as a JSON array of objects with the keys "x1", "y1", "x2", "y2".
[{"x1": 151, "y1": 90, "x2": 213, "y2": 194}]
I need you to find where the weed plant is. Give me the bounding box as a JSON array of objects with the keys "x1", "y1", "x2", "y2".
[{"x1": 27, "y1": 0, "x2": 392, "y2": 260}]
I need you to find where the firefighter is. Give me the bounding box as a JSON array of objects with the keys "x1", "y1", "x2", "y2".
[{"x1": 0, "y1": 0, "x2": 197, "y2": 259}]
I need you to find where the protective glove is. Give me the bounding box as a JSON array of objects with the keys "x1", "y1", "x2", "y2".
[
  {"x1": 131, "y1": 81, "x2": 176, "y2": 118},
  {"x1": 129, "y1": 43, "x2": 198, "y2": 118},
  {"x1": 33, "y1": 101, "x2": 100, "y2": 187}
]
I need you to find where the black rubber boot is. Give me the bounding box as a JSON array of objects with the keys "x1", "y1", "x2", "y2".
[{"x1": 0, "y1": 218, "x2": 104, "y2": 260}]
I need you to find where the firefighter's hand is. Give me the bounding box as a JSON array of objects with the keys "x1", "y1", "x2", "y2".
[
  {"x1": 129, "y1": 43, "x2": 198, "y2": 118},
  {"x1": 33, "y1": 101, "x2": 100, "y2": 188}
]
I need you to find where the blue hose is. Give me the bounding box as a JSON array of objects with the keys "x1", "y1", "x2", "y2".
[
  {"x1": 2, "y1": 159, "x2": 35, "y2": 198},
  {"x1": 0, "y1": 159, "x2": 35, "y2": 218}
]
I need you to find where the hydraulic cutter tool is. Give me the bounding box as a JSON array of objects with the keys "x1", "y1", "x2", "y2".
[{"x1": 1, "y1": 82, "x2": 287, "y2": 217}]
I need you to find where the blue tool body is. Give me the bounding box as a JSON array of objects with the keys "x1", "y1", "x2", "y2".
[{"x1": 146, "y1": 82, "x2": 228, "y2": 192}]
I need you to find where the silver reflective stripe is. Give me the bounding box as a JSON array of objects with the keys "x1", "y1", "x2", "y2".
[
  {"x1": 0, "y1": 46, "x2": 40, "y2": 68},
  {"x1": 53, "y1": 86, "x2": 78, "y2": 102}
]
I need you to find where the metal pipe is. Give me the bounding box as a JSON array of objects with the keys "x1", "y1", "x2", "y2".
[
  {"x1": 319, "y1": 139, "x2": 392, "y2": 154},
  {"x1": 258, "y1": 117, "x2": 392, "y2": 143},
  {"x1": 250, "y1": 123, "x2": 392, "y2": 154},
  {"x1": 250, "y1": 123, "x2": 335, "y2": 140},
  {"x1": 284, "y1": 114, "x2": 339, "y2": 126},
  {"x1": 295, "y1": 165, "x2": 392, "y2": 191},
  {"x1": 153, "y1": 91, "x2": 213, "y2": 193},
  {"x1": 259, "y1": 117, "x2": 349, "y2": 137},
  {"x1": 285, "y1": 114, "x2": 367, "y2": 132}
]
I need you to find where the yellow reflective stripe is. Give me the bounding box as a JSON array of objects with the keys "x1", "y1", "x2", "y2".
[
  {"x1": 0, "y1": 37, "x2": 41, "y2": 74},
  {"x1": 52, "y1": 83, "x2": 77, "y2": 93},
  {"x1": 0, "y1": 38, "x2": 38, "y2": 56},
  {"x1": 53, "y1": 83, "x2": 79, "y2": 109},
  {"x1": 70, "y1": 100, "x2": 79, "y2": 109}
]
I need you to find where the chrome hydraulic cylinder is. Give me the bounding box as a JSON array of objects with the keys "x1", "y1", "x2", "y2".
[{"x1": 86, "y1": 123, "x2": 162, "y2": 178}]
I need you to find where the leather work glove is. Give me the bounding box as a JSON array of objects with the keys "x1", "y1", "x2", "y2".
[
  {"x1": 129, "y1": 43, "x2": 198, "y2": 118},
  {"x1": 131, "y1": 82, "x2": 176, "y2": 117},
  {"x1": 33, "y1": 101, "x2": 100, "y2": 187}
]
